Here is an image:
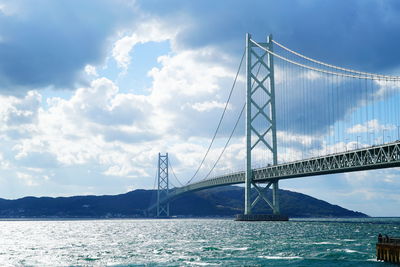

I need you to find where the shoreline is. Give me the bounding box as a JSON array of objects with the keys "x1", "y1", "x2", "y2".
[{"x1": 0, "y1": 216, "x2": 398, "y2": 222}]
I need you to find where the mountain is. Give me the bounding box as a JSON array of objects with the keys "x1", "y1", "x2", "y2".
[
  {"x1": 0, "y1": 186, "x2": 367, "y2": 218},
  {"x1": 170, "y1": 186, "x2": 367, "y2": 217}
]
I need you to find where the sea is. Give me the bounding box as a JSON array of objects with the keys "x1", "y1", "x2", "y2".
[{"x1": 0, "y1": 217, "x2": 399, "y2": 266}]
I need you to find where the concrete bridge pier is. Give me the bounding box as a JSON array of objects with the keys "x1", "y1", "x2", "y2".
[
  {"x1": 272, "y1": 181, "x2": 280, "y2": 215},
  {"x1": 239, "y1": 177, "x2": 287, "y2": 221}
]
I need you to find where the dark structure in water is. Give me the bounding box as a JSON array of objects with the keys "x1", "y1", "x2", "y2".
[
  {"x1": 377, "y1": 234, "x2": 400, "y2": 263},
  {"x1": 235, "y1": 214, "x2": 288, "y2": 221}
]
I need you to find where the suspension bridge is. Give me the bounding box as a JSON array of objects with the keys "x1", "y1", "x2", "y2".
[{"x1": 148, "y1": 34, "x2": 400, "y2": 219}]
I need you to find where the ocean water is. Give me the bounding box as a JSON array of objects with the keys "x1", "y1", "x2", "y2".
[{"x1": 0, "y1": 218, "x2": 399, "y2": 266}]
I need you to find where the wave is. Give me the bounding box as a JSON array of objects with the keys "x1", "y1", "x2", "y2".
[{"x1": 258, "y1": 256, "x2": 303, "y2": 260}]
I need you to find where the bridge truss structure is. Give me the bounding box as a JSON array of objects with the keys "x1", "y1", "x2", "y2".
[{"x1": 151, "y1": 141, "x2": 400, "y2": 213}]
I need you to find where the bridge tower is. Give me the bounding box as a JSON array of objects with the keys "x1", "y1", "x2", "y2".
[
  {"x1": 157, "y1": 152, "x2": 169, "y2": 217},
  {"x1": 244, "y1": 33, "x2": 280, "y2": 216}
]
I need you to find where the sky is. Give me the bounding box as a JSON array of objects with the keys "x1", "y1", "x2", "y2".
[{"x1": 0, "y1": 0, "x2": 400, "y2": 216}]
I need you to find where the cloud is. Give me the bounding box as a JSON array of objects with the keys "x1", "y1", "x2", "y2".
[
  {"x1": 347, "y1": 119, "x2": 395, "y2": 134},
  {"x1": 147, "y1": 47, "x2": 244, "y2": 138},
  {"x1": 84, "y1": 65, "x2": 98, "y2": 77},
  {"x1": 0, "y1": 0, "x2": 135, "y2": 92},
  {"x1": 16, "y1": 171, "x2": 39, "y2": 186},
  {"x1": 102, "y1": 128, "x2": 158, "y2": 144},
  {"x1": 8, "y1": 79, "x2": 138, "y2": 168},
  {"x1": 0, "y1": 2, "x2": 17, "y2": 16},
  {"x1": 0, "y1": 91, "x2": 41, "y2": 142},
  {"x1": 191, "y1": 101, "x2": 228, "y2": 112},
  {"x1": 112, "y1": 20, "x2": 177, "y2": 71},
  {"x1": 0, "y1": 152, "x2": 10, "y2": 170}
]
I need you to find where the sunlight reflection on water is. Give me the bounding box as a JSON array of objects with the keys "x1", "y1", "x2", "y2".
[{"x1": 0, "y1": 218, "x2": 399, "y2": 266}]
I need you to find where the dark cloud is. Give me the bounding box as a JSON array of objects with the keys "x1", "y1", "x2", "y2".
[
  {"x1": 0, "y1": 0, "x2": 135, "y2": 92},
  {"x1": 275, "y1": 73, "x2": 381, "y2": 135},
  {"x1": 2, "y1": 0, "x2": 398, "y2": 93},
  {"x1": 138, "y1": 0, "x2": 400, "y2": 73}
]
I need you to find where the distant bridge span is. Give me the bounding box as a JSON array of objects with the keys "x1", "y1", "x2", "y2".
[{"x1": 149, "y1": 141, "x2": 400, "y2": 212}]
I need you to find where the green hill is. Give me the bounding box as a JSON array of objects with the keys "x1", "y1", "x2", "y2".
[{"x1": 0, "y1": 186, "x2": 367, "y2": 218}]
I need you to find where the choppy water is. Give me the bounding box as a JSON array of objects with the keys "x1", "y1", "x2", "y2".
[{"x1": 0, "y1": 218, "x2": 399, "y2": 266}]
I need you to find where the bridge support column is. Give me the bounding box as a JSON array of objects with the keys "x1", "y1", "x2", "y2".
[
  {"x1": 245, "y1": 33, "x2": 252, "y2": 215},
  {"x1": 244, "y1": 33, "x2": 281, "y2": 217},
  {"x1": 272, "y1": 181, "x2": 280, "y2": 215},
  {"x1": 249, "y1": 181, "x2": 280, "y2": 215},
  {"x1": 157, "y1": 153, "x2": 169, "y2": 217}
]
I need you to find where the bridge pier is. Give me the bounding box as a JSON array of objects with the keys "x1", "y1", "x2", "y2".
[
  {"x1": 239, "y1": 180, "x2": 287, "y2": 221},
  {"x1": 272, "y1": 181, "x2": 280, "y2": 215}
]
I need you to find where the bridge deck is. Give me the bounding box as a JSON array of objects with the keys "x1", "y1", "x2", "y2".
[{"x1": 149, "y1": 141, "x2": 400, "y2": 210}]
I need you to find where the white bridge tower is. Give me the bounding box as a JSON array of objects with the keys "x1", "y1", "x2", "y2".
[{"x1": 244, "y1": 33, "x2": 280, "y2": 216}]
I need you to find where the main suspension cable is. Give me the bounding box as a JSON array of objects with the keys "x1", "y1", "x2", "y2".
[
  {"x1": 251, "y1": 39, "x2": 400, "y2": 81},
  {"x1": 272, "y1": 40, "x2": 400, "y2": 79},
  {"x1": 201, "y1": 102, "x2": 245, "y2": 181},
  {"x1": 185, "y1": 49, "x2": 245, "y2": 185},
  {"x1": 169, "y1": 160, "x2": 183, "y2": 187}
]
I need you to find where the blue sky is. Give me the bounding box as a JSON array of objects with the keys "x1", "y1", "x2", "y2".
[{"x1": 0, "y1": 0, "x2": 400, "y2": 216}]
